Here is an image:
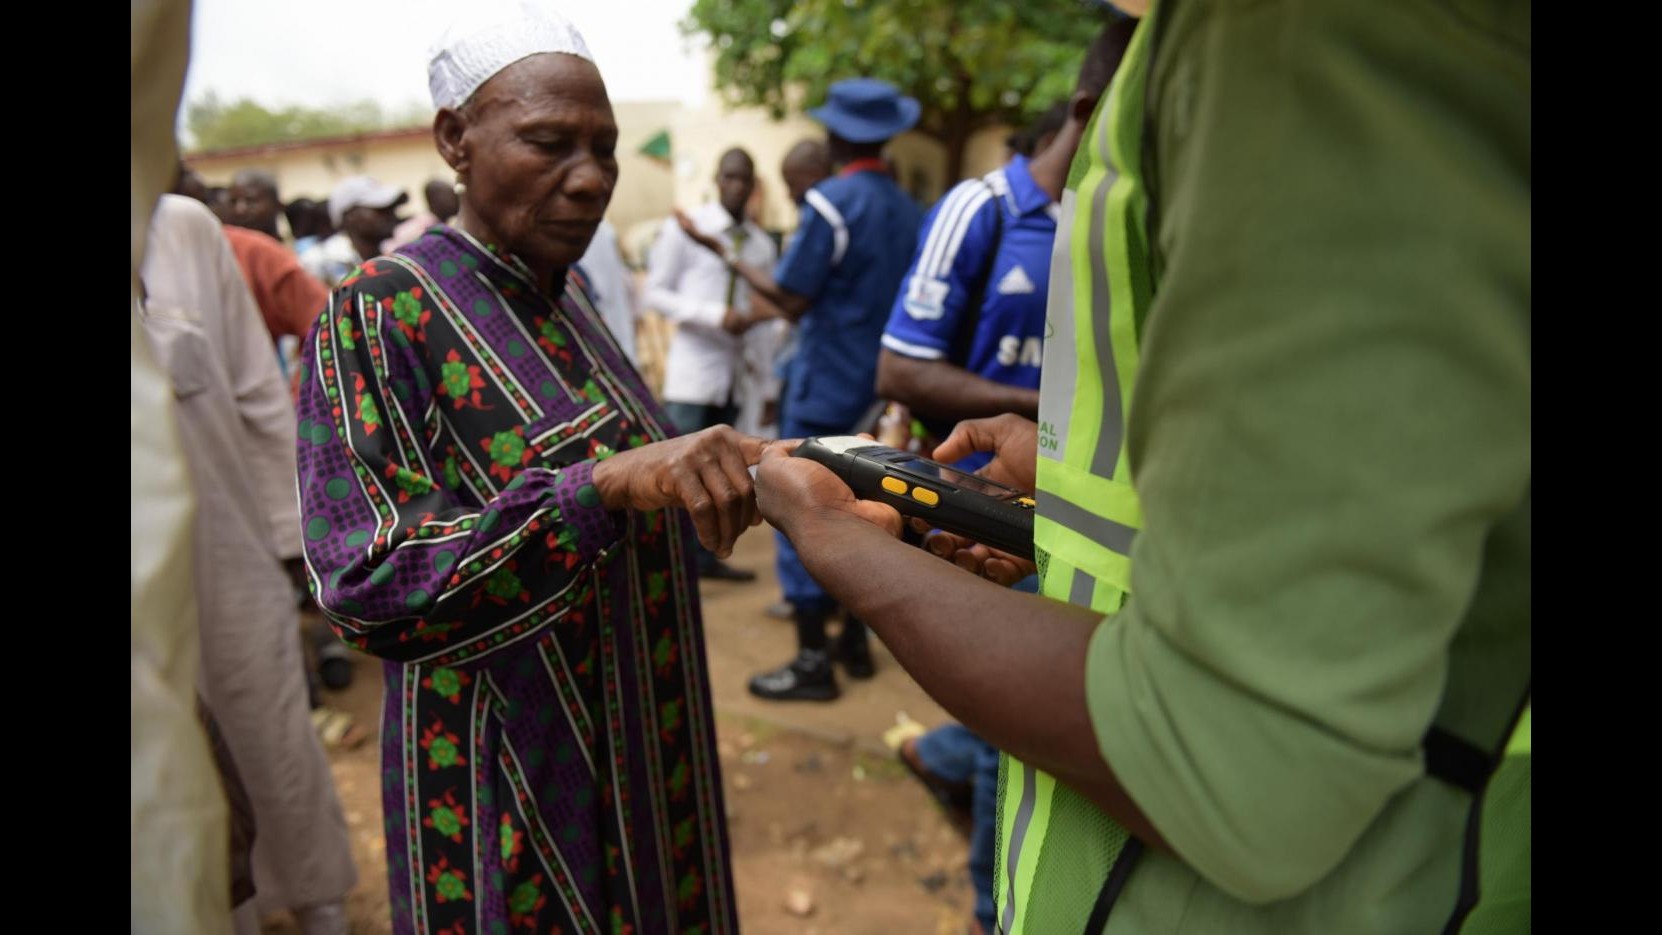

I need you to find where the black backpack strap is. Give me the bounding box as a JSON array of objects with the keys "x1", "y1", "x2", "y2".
[
  {"x1": 1422, "y1": 683, "x2": 1532, "y2": 795},
  {"x1": 1075, "y1": 701, "x2": 1527, "y2": 935},
  {"x1": 1082, "y1": 837, "x2": 1145, "y2": 933},
  {"x1": 1437, "y1": 687, "x2": 1532, "y2": 935},
  {"x1": 1422, "y1": 726, "x2": 1492, "y2": 796}
]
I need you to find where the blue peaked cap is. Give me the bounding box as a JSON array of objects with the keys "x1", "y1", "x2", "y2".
[{"x1": 808, "y1": 78, "x2": 922, "y2": 143}]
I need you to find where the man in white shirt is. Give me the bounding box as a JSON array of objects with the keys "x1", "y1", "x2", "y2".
[
  {"x1": 141, "y1": 194, "x2": 358, "y2": 934},
  {"x1": 644, "y1": 147, "x2": 780, "y2": 581}
]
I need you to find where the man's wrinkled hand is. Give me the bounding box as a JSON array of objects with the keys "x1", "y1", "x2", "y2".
[{"x1": 591, "y1": 425, "x2": 769, "y2": 558}]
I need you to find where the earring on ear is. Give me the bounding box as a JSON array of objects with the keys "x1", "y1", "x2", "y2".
[{"x1": 454, "y1": 174, "x2": 468, "y2": 196}]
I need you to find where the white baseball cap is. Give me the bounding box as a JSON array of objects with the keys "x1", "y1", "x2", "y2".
[{"x1": 328, "y1": 176, "x2": 407, "y2": 228}]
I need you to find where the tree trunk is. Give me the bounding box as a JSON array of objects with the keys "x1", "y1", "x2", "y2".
[{"x1": 944, "y1": 72, "x2": 975, "y2": 183}]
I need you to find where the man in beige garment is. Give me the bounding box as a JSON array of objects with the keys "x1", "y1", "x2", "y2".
[
  {"x1": 131, "y1": 0, "x2": 233, "y2": 930},
  {"x1": 140, "y1": 193, "x2": 359, "y2": 934}
]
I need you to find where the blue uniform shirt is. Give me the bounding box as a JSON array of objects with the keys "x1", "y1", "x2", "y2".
[
  {"x1": 881, "y1": 155, "x2": 1058, "y2": 466},
  {"x1": 774, "y1": 166, "x2": 923, "y2": 432}
]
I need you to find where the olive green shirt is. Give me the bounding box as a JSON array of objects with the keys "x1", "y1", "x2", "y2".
[{"x1": 1079, "y1": 0, "x2": 1530, "y2": 929}]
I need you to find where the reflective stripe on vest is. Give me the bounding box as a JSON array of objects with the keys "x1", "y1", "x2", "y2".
[
  {"x1": 1033, "y1": 18, "x2": 1155, "y2": 606},
  {"x1": 998, "y1": 15, "x2": 1157, "y2": 935}
]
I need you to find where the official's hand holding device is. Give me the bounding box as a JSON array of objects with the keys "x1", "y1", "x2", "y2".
[{"x1": 792, "y1": 435, "x2": 1036, "y2": 560}]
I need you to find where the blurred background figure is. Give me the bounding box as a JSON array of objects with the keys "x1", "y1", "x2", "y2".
[
  {"x1": 132, "y1": 0, "x2": 230, "y2": 929},
  {"x1": 1004, "y1": 101, "x2": 1067, "y2": 161},
  {"x1": 228, "y1": 168, "x2": 289, "y2": 242},
  {"x1": 755, "y1": 80, "x2": 923, "y2": 697},
  {"x1": 205, "y1": 185, "x2": 235, "y2": 223},
  {"x1": 647, "y1": 146, "x2": 778, "y2": 582},
  {"x1": 299, "y1": 175, "x2": 406, "y2": 287},
  {"x1": 382, "y1": 176, "x2": 460, "y2": 252},
  {"x1": 678, "y1": 78, "x2": 926, "y2": 700},
  {"x1": 578, "y1": 217, "x2": 643, "y2": 364},
  {"x1": 285, "y1": 198, "x2": 334, "y2": 255},
  {"x1": 780, "y1": 138, "x2": 832, "y2": 207},
  {"x1": 757, "y1": 138, "x2": 833, "y2": 620},
  {"x1": 174, "y1": 161, "x2": 331, "y2": 391},
  {"x1": 175, "y1": 164, "x2": 211, "y2": 204},
  {"x1": 141, "y1": 192, "x2": 358, "y2": 935},
  {"x1": 216, "y1": 183, "x2": 332, "y2": 365}
]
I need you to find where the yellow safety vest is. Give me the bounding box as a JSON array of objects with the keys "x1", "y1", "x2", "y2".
[{"x1": 994, "y1": 13, "x2": 1156, "y2": 935}]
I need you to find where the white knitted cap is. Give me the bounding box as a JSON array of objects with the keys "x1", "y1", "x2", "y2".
[{"x1": 427, "y1": 1, "x2": 594, "y2": 111}]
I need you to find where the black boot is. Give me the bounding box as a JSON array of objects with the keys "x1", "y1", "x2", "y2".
[
  {"x1": 700, "y1": 557, "x2": 757, "y2": 582},
  {"x1": 835, "y1": 615, "x2": 875, "y2": 679},
  {"x1": 748, "y1": 649, "x2": 839, "y2": 701},
  {"x1": 750, "y1": 607, "x2": 840, "y2": 701},
  {"x1": 315, "y1": 628, "x2": 355, "y2": 691}
]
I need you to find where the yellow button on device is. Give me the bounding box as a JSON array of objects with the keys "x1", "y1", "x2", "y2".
[
  {"x1": 1016, "y1": 496, "x2": 1036, "y2": 507},
  {"x1": 881, "y1": 476, "x2": 909, "y2": 495},
  {"x1": 911, "y1": 487, "x2": 940, "y2": 506}
]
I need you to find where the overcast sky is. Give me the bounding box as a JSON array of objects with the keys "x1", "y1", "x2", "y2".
[{"x1": 181, "y1": 0, "x2": 707, "y2": 123}]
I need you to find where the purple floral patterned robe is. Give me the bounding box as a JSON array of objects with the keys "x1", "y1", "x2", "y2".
[{"x1": 295, "y1": 225, "x2": 736, "y2": 934}]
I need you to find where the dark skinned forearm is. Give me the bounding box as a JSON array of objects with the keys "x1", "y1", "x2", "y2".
[
  {"x1": 875, "y1": 349, "x2": 1042, "y2": 422},
  {"x1": 784, "y1": 508, "x2": 1172, "y2": 853},
  {"x1": 730, "y1": 262, "x2": 811, "y2": 322}
]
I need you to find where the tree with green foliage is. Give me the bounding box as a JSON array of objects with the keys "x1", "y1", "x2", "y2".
[
  {"x1": 184, "y1": 92, "x2": 431, "y2": 153},
  {"x1": 683, "y1": 0, "x2": 1106, "y2": 181}
]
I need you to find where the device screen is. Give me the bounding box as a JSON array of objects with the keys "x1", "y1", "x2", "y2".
[{"x1": 874, "y1": 450, "x2": 1026, "y2": 501}]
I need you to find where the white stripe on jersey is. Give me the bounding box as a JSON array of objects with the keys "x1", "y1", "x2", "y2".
[
  {"x1": 803, "y1": 188, "x2": 849, "y2": 266},
  {"x1": 919, "y1": 179, "x2": 995, "y2": 280},
  {"x1": 880, "y1": 333, "x2": 948, "y2": 360}
]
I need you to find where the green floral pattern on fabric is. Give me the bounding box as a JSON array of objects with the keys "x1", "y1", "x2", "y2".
[
  {"x1": 423, "y1": 790, "x2": 470, "y2": 844},
  {"x1": 489, "y1": 431, "x2": 524, "y2": 466},
  {"x1": 421, "y1": 666, "x2": 471, "y2": 703},
  {"x1": 357, "y1": 395, "x2": 380, "y2": 431},
  {"x1": 442, "y1": 360, "x2": 472, "y2": 399},
  {"x1": 392, "y1": 289, "x2": 427, "y2": 329}
]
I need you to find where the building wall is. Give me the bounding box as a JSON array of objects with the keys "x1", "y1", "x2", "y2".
[
  {"x1": 606, "y1": 101, "x2": 681, "y2": 252},
  {"x1": 189, "y1": 129, "x2": 450, "y2": 214},
  {"x1": 186, "y1": 103, "x2": 1014, "y2": 268},
  {"x1": 187, "y1": 101, "x2": 683, "y2": 241}
]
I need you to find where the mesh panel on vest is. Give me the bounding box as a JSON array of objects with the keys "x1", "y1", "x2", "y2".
[
  {"x1": 994, "y1": 752, "x2": 1010, "y2": 924},
  {"x1": 1024, "y1": 784, "x2": 1130, "y2": 932}
]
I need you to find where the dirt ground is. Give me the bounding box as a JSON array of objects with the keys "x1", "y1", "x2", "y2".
[{"x1": 261, "y1": 524, "x2": 979, "y2": 934}]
